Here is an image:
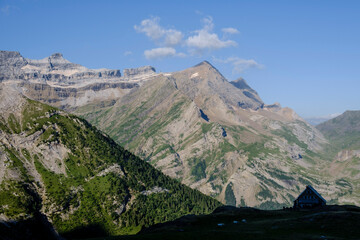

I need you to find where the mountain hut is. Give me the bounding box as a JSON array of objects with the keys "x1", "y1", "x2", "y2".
[{"x1": 293, "y1": 185, "x2": 326, "y2": 209}]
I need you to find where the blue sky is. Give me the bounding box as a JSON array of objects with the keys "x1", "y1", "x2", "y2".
[{"x1": 1, "y1": 0, "x2": 359, "y2": 118}]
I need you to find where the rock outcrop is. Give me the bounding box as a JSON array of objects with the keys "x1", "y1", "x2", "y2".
[
  {"x1": 123, "y1": 66, "x2": 156, "y2": 78},
  {"x1": 0, "y1": 51, "x2": 156, "y2": 110},
  {"x1": 0, "y1": 51, "x2": 28, "y2": 81},
  {"x1": 0, "y1": 51, "x2": 123, "y2": 84},
  {"x1": 171, "y1": 61, "x2": 264, "y2": 111}
]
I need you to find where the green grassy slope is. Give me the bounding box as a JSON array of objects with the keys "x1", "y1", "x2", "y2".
[
  {"x1": 0, "y1": 98, "x2": 221, "y2": 239},
  {"x1": 316, "y1": 111, "x2": 360, "y2": 205},
  {"x1": 317, "y1": 110, "x2": 360, "y2": 154}
]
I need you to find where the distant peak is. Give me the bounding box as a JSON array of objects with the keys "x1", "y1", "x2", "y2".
[
  {"x1": 0, "y1": 50, "x2": 23, "y2": 59},
  {"x1": 123, "y1": 65, "x2": 156, "y2": 78},
  {"x1": 50, "y1": 53, "x2": 64, "y2": 59},
  {"x1": 192, "y1": 61, "x2": 223, "y2": 76},
  {"x1": 193, "y1": 60, "x2": 215, "y2": 68}
]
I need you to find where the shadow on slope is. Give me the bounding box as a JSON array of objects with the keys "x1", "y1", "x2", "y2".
[
  {"x1": 61, "y1": 224, "x2": 108, "y2": 239},
  {"x1": 100, "y1": 205, "x2": 360, "y2": 240},
  {"x1": 0, "y1": 213, "x2": 61, "y2": 240}
]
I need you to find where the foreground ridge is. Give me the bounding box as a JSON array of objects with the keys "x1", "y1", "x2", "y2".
[{"x1": 0, "y1": 86, "x2": 221, "y2": 239}]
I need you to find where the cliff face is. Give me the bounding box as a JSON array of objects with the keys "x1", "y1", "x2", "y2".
[
  {"x1": 123, "y1": 66, "x2": 156, "y2": 78},
  {"x1": 0, "y1": 51, "x2": 28, "y2": 81},
  {"x1": 0, "y1": 51, "x2": 123, "y2": 84},
  {"x1": 0, "y1": 51, "x2": 156, "y2": 111}
]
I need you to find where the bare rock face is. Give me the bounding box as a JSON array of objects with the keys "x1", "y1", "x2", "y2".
[
  {"x1": 0, "y1": 51, "x2": 28, "y2": 81},
  {"x1": 123, "y1": 66, "x2": 156, "y2": 78},
  {"x1": 24, "y1": 53, "x2": 85, "y2": 76},
  {"x1": 0, "y1": 51, "x2": 123, "y2": 84},
  {"x1": 171, "y1": 61, "x2": 264, "y2": 111},
  {"x1": 0, "y1": 51, "x2": 132, "y2": 110},
  {"x1": 69, "y1": 69, "x2": 121, "y2": 79}
]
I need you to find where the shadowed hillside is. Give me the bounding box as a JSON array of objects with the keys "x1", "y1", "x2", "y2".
[{"x1": 108, "y1": 205, "x2": 360, "y2": 240}]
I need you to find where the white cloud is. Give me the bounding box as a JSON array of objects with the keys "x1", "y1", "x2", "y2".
[
  {"x1": 134, "y1": 17, "x2": 165, "y2": 40},
  {"x1": 164, "y1": 29, "x2": 183, "y2": 46},
  {"x1": 134, "y1": 17, "x2": 183, "y2": 47},
  {"x1": 144, "y1": 47, "x2": 177, "y2": 60},
  {"x1": 202, "y1": 16, "x2": 214, "y2": 31},
  {"x1": 214, "y1": 57, "x2": 263, "y2": 73},
  {"x1": 186, "y1": 31, "x2": 236, "y2": 50},
  {"x1": 144, "y1": 47, "x2": 186, "y2": 60},
  {"x1": 186, "y1": 16, "x2": 237, "y2": 52},
  {"x1": 222, "y1": 27, "x2": 240, "y2": 34},
  {"x1": 124, "y1": 51, "x2": 132, "y2": 56}
]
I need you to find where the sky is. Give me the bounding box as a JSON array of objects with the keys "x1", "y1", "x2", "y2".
[{"x1": 1, "y1": 0, "x2": 359, "y2": 118}]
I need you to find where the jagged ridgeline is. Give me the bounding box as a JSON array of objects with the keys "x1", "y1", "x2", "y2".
[{"x1": 0, "y1": 90, "x2": 221, "y2": 238}]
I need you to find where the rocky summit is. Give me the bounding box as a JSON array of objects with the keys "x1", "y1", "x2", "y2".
[
  {"x1": 1, "y1": 51, "x2": 359, "y2": 209},
  {"x1": 0, "y1": 51, "x2": 122, "y2": 84}
]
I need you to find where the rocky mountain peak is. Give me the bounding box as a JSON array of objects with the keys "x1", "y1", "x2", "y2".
[
  {"x1": 46, "y1": 52, "x2": 72, "y2": 68},
  {"x1": 170, "y1": 61, "x2": 264, "y2": 111},
  {"x1": 0, "y1": 50, "x2": 27, "y2": 65},
  {"x1": 0, "y1": 50, "x2": 23, "y2": 59},
  {"x1": 123, "y1": 65, "x2": 156, "y2": 78},
  {"x1": 49, "y1": 52, "x2": 64, "y2": 59},
  {"x1": 0, "y1": 51, "x2": 27, "y2": 81},
  {"x1": 192, "y1": 60, "x2": 221, "y2": 74},
  {"x1": 194, "y1": 60, "x2": 213, "y2": 67}
]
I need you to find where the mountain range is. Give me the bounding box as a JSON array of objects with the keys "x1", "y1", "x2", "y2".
[{"x1": 1, "y1": 50, "x2": 359, "y2": 214}]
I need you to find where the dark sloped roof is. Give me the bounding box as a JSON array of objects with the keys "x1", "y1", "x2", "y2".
[{"x1": 294, "y1": 185, "x2": 327, "y2": 203}]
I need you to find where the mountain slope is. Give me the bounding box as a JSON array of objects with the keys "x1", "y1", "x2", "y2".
[
  {"x1": 316, "y1": 111, "x2": 360, "y2": 204},
  {"x1": 75, "y1": 61, "x2": 343, "y2": 208},
  {"x1": 317, "y1": 111, "x2": 360, "y2": 151},
  {"x1": 0, "y1": 86, "x2": 221, "y2": 239}
]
